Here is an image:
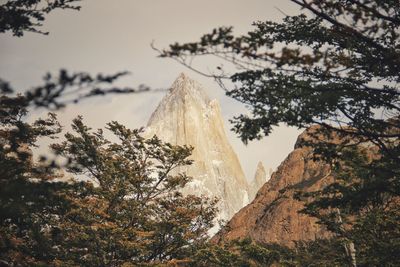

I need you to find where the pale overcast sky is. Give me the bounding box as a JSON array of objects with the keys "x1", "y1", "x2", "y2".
[{"x1": 0, "y1": 0, "x2": 303, "y2": 180}]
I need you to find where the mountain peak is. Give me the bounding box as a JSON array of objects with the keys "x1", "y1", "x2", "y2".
[
  {"x1": 173, "y1": 72, "x2": 191, "y2": 87},
  {"x1": 148, "y1": 74, "x2": 210, "y2": 128},
  {"x1": 177, "y1": 72, "x2": 189, "y2": 79},
  {"x1": 248, "y1": 161, "x2": 267, "y2": 201},
  {"x1": 146, "y1": 73, "x2": 249, "y2": 222},
  {"x1": 254, "y1": 161, "x2": 267, "y2": 185},
  {"x1": 147, "y1": 74, "x2": 213, "y2": 128},
  {"x1": 169, "y1": 73, "x2": 210, "y2": 102},
  {"x1": 256, "y1": 161, "x2": 265, "y2": 171}
]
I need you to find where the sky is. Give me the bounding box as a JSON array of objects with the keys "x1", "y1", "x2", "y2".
[{"x1": 0, "y1": 0, "x2": 303, "y2": 180}]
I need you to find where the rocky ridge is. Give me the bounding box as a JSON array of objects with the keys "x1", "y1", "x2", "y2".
[{"x1": 213, "y1": 127, "x2": 333, "y2": 246}]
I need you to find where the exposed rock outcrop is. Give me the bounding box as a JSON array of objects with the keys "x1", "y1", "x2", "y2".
[
  {"x1": 213, "y1": 127, "x2": 333, "y2": 247},
  {"x1": 146, "y1": 73, "x2": 249, "y2": 221}
]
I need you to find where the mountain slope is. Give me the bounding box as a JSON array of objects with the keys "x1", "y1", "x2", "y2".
[
  {"x1": 146, "y1": 73, "x2": 249, "y2": 221},
  {"x1": 213, "y1": 127, "x2": 333, "y2": 246}
]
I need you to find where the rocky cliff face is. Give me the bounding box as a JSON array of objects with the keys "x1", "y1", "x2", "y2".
[
  {"x1": 213, "y1": 127, "x2": 333, "y2": 247},
  {"x1": 249, "y1": 162, "x2": 267, "y2": 201},
  {"x1": 146, "y1": 73, "x2": 249, "y2": 221}
]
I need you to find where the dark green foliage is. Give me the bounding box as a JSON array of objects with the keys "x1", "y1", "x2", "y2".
[
  {"x1": 0, "y1": 0, "x2": 81, "y2": 36},
  {"x1": 160, "y1": 1, "x2": 399, "y2": 147},
  {"x1": 1, "y1": 69, "x2": 147, "y2": 111},
  {"x1": 190, "y1": 239, "x2": 292, "y2": 267},
  {"x1": 0, "y1": 93, "x2": 69, "y2": 265},
  {"x1": 190, "y1": 238, "x2": 352, "y2": 267},
  {"x1": 292, "y1": 239, "x2": 350, "y2": 267},
  {"x1": 352, "y1": 206, "x2": 400, "y2": 266},
  {"x1": 160, "y1": 0, "x2": 400, "y2": 265}
]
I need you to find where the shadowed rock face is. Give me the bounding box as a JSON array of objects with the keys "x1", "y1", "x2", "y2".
[
  {"x1": 146, "y1": 73, "x2": 249, "y2": 221},
  {"x1": 213, "y1": 127, "x2": 333, "y2": 247}
]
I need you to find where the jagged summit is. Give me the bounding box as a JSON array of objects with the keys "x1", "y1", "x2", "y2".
[
  {"x1": 254, "y1": 161, "x2": 266, "y2": 185},
  {"x1": 170, "y1": 72, "x2": 208, "y2": 97},
  {"x1": 147, "y1": 73, "x2": 212, "y2": 128},
  {"x1": 146, "y1": 74, "x2": 250, "y2": 222},
  {"x1": 249, "y1": 161, "x2": 267, "y2": 201}
]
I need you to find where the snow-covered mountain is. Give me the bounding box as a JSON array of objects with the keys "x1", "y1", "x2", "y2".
[{"x1": 146, "y1": 73, "x2": 250, "y2": 221}]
